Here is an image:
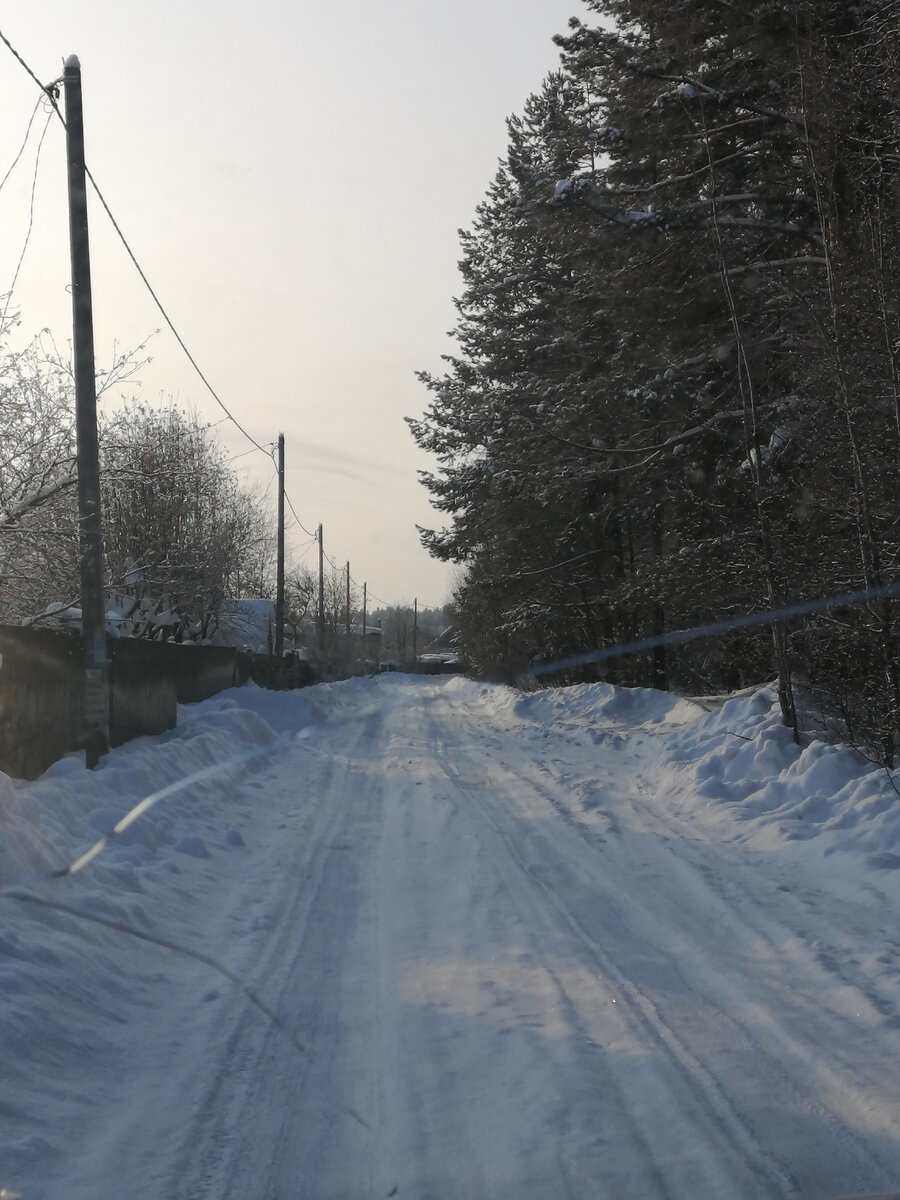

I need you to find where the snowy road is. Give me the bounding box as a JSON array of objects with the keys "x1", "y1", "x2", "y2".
[{"x1": 4, "y1": 675, "x2": 900, "y2": 1198}]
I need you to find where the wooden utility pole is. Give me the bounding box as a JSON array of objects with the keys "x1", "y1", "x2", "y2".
[
  {"x1": 345, "y1": 561, "x2": 351, "y2": 639},
  {"x1": 362, "y1": 583, "x2": 367, "y2": 640},
  {"x1": 413, "y1": 597, "x2": 418, "y2": 666},
  {"x1": 64, "y1": 55, "x2": 108, "y2": 768},
  {"x1": 274, "y1": 433, "x2": 285, "y2": 670},
  {"x1": 317, "y1": 523, "x2": 325, "y2": 652}
]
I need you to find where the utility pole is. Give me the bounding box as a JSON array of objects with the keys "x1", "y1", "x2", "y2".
[
  {"x1": 362, "y1": 583, "x2": 367, "y2": 641},
  {"x1": 413, "y1": 597, "x2": 418, "y2": 666},
  {"x1": 317, "y1": 523, "x2": 325, "y2": 652},
  {"x1": 345, "y1": 562, "x2": 351, "y2": 640},
  {"x1": 274, "y1": 433, "x2": 285, "y2": 671},
  {"x1": 65, "y1": 55, "x2": 108, "y2": 769}
]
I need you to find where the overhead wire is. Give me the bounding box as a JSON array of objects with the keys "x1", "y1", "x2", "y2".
[
  {"x1": 0, "y1": 26, "x2": 52, "y2": 95},
  {"x1": 1, "y1": 36, "x2": 892, "y2": 638},
  {"x1": 0, "y1": 101, "x2": 54, "y2": 334},
  {"x1": 81, "y1": 161, "x2": 276, "y2": 460},
  {"x1": 78, "y1": 136, "x2": 334, "y2": 550},
  {"x1": 227, "y1": 445, "x2": 270, "y2": 466},
  {"x1": 0, "y1": 31, "x2": 389, "y2": 604},
  {"x1": 362, "y1": 585, "x2": 392, "y2": 608},
  {"x1": 284, "y1": 489, "x2": 315, "y2": 539},
  {"x1": 0, "y1": 92, "x2": 42, "y2": 198},
  {"x1": 313, "y1": 542, "x2": 394, "y2": 611},
  {"x1": 0, "y1": 31, "x2": 294, "y2": 478},
  {"x1": 289, "y1": 534, "x2": 318, "y2": 567}
]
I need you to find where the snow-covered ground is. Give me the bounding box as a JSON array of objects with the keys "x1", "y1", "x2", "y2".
[{"x1": 2, "y1": 675, "x2": 900, "y2": 1199}]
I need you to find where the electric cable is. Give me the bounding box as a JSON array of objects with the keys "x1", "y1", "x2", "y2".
[
  {"x1": 1, "y1": 35, "x2": 299, "y2": 494},
  {"x1": 0, "y1": 26, "x2": 52, "y2": 96},
  {"x1": 362, "y1": 585, "x2": 392, "y2": 608},
  {"x1": 284, "y1": 489, "x2": 315, "y2": 539},
  {"x1": 0, "y1": 103, "x2": 54, "y2": 334},
  {"x1": 82, "y1": 161, "x2": 274, "y2": 459},
  {"x1": 0, "y1": 32, "x2": 274, "y2": 461},
  {"x1": 0, "y1": 30, "x2": 358, "y2": 594},
  {"x1": 0, "y1": 93, "x2": 42, "y2": 198},
  {"x1": 80, "y1": 147, "x2": 327, "y2": 546}
]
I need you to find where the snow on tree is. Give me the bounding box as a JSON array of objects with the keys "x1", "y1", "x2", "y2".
[{"x1": 410, "y1": 0, "x2": 900, "y2": 760}]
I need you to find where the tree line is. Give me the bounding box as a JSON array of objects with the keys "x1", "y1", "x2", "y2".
[
  {"x1": 0, "y1": 320, "x2": 275, "y2": 638},
  {"x1": 0, "y1": 330, "x2": 452, "y2": 667},
  {"x1": 409, "y1": 0, "x2": 900, "y2": 763}
]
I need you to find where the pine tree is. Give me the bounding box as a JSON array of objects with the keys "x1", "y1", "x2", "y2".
[{"x1": 411, "y1": 0, "x2": 900, "y2": 756}]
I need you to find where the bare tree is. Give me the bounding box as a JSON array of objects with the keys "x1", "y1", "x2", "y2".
[
  {"x1": 100, "y1": 401, "x2": 275, "y2": 635},
  {"x1": 0, "y1": 323, "x2": 148, "y2": 622},
  {"x1": 284, "y1": 563, "x2": 317, "y2": 647}
]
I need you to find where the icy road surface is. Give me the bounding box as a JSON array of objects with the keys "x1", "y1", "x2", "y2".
[{"x1": 4, "y1": 675, "x2": 900, "y2": 1199}]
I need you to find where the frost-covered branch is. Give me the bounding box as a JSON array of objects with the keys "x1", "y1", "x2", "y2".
[{"x1": 0, "y1": 464, "x2": 77, "y2": 529}]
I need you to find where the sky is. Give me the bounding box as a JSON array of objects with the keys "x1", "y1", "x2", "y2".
[{"x1": 0, "y1": 0, "x2": 583, "y2": 609}]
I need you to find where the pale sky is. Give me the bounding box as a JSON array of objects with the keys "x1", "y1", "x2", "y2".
[{"x1": 0, "y1": 1, "x2": 580, "y2": 608}]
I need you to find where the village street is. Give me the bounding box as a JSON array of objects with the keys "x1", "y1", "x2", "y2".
[{"x1": 3, "y1": 676, "x2": 900, "y2": 1199}]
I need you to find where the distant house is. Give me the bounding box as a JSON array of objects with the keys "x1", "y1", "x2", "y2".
[{"x1": 41, "y1": 595, "x2": 185, "y2": 641}]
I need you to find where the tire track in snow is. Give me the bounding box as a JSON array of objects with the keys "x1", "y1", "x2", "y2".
[
  {"x1": 422, "y1": 716, "x2": 678, "y2": 1198},
  {"x1": 435, "y1": 695, "x2": 900, "y2": 1197},
  {"x1": 50, "y1": 678, "x2": 900, "y2": 1198},
  {"x1": 429, "y1": 711, "x2": 800, "y2": 1200},
  {"x1": 530, "y1": 744, "x2": 900, "y2": 1183},
  {"x1": 469, "y1": 696, "x2": 900, "y2": 1187},
  {"x1": 161, "y1": 712, "x2": 385, "y2": 1198},
  {"x1": 362, "y1": 709, "x2": 561, "y2": 1199},
  {"x1": 604, "y1": 731, "x2": 900, "y2": 1191}
]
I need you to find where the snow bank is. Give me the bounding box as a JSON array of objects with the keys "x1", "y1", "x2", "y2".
[
  {"x1": 0, "y1": 675, "x2": 408, "y2": 892},
  {"x1": 438, "y1": 674, "x2": 900, "y2": 865},
  {"x1": 657, "y1": 685, "x2": 900, "y2": 862},
  {"x1": 0, "y1": 677, "x2": 388, "y2": 1195},
  {"x1": 514, "y1": 680, "x2": 698, "y2": 728},
  {"x1": 0, "y1": 699, "x2": 276, "y2": 889}
]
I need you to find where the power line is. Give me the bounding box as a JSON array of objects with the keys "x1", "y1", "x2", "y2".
[
  {"x1": 503, "y1": 548, "x2": 605, "y2": 581},
  {"x1": 288, "y1": 535, "x2": 318, "y2": 566},
  {"x1": 0, "y1": 32, "x2": 274, "y2": 463},
  {"x1": 75, "y1": 123, "x2": 323, "y2": 543},
  {"x1": 0, "y1": 32, "x2": 349, "y2": 590},
  {"x1": 284, "y1": 489, "x2": 314, "y2": 539},
  {"x1": 227, "y1": 444, "x2": 272, "y2": 466},
  {"x1": 0, "y1": 103, "x2": 54, "y2": 333},
  {"x1": 314, "y1": 544, "x2": 393, "y2": 610},
  {"x1": 81, "y1": 163, "x2": 274, "y2": 460},
  {"x1": 287, "y1": 512, "x2": 397, "y2": 607},
  {"x1": 0, "y1": 26, "x2": 55, "y2": 96},
  {"x1": 0, "y1": 93, "x2": 42, "y2": 198},
  {"x1": 364, "y1": 586, "x2": 392, "y2": 608}
]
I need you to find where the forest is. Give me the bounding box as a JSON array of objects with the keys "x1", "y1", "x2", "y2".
[{"x1": 409, "y1": 0, "x2": 900, "y2": 764}]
